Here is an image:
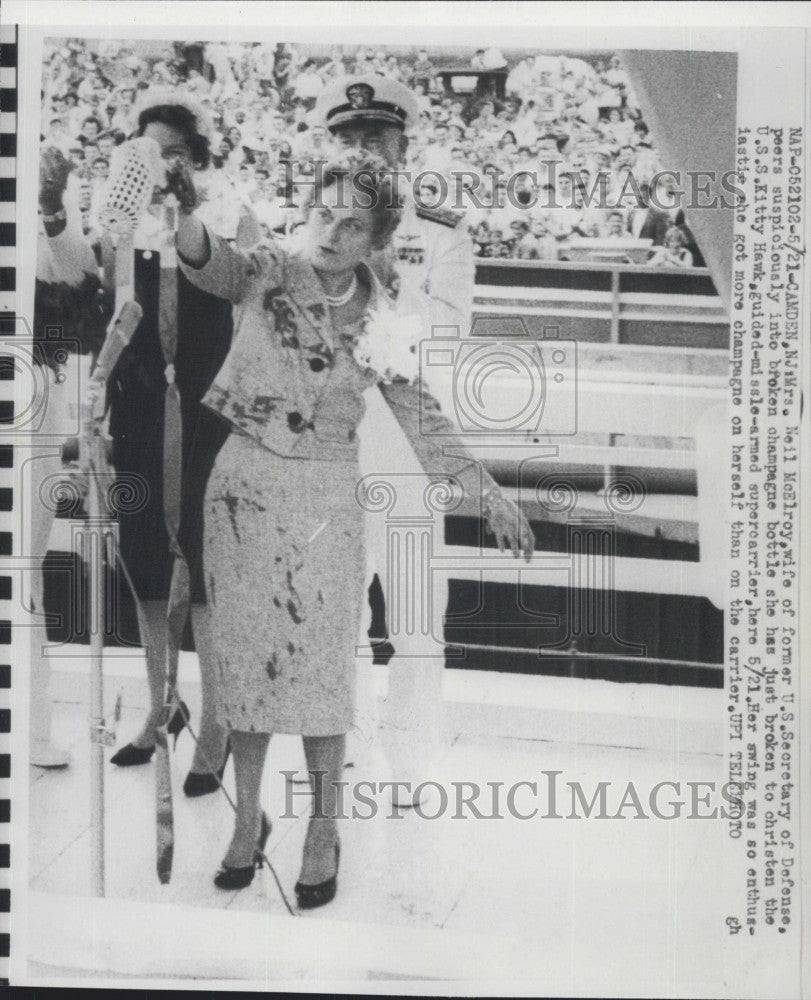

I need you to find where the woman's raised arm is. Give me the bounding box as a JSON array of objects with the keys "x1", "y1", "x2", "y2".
[{"x1": 169, "y1": 161, "x2": 253, "y2": 304}]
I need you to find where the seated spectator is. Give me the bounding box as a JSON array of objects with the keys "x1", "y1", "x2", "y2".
[
  {"x1": 215, "y1": 134, "x2": 234, "y2": 162},
  {"x1": 67, "y1": 143, "x2": 87, "y2": 175},
  {"x1": 506, "y1": 56, "x2": 535, "y2": 97},
  {"x1": 599, "y1": 107, "x2": 634, "y2": 146},
  {"x1": 600, "y1": 209, "x2": 631, "y2": 239},
  {"x1": 524, "y1": 217, "x2": 559, "y2": 259},
  {"x1": 625, "y1": 180, "x2": 670, "y2": 244},
  {"x1": 470, "y1": 218, "x2": 492, "y2": 256},
  {"x1": 319, "y1": 47, "x2": 347, "y2": 81},
  {"x1": 569, "y1": 172, "x2": 605, "y2": 235},
  {"x1": 78, "y1": 115, "x2": 103, "y2": 147},
  {"x1": 482, "y1": 224, "x2": 508, "y2": 257},
  {"x1": 604, "y1": 54, "x2": 630, "y2": 89},
  {"x1": 293, "y1": 58, "x2": 324, "y2": 104},
  {"x1": 89, "y1": 155, "x2": 109, "y2": 182},
  {"x1": 676, "y1": 222, "x2": 706, "y2": 267},
  {"x1": 505, "y1": 217, "x2": 530, "y2": 255},
  {"x1": 512, "y1": 170, "x2": 539, "y2": 209},
  {"x1": 649, "y1": 226, "x2": 694, "y2": 268}
]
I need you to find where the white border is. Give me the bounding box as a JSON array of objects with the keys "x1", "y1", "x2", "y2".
[{"x1": 7, "y1": 3, "x2": 811, "y2": 994}]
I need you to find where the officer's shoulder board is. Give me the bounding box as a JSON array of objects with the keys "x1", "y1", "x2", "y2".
[{"x1": 415, "y1": 204, "x2": 464, "y2": 229}]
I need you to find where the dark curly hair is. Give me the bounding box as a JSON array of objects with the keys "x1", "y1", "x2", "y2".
[{"x1": 136, "y1": 103, "x2": 210, "y2": 169}]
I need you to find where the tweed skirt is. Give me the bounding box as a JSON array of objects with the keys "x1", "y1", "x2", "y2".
[{"x1": 203, "y1": 430, "x2": 365, "y2": 735}]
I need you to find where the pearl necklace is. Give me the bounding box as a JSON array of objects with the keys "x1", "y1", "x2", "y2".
[{"x1": 324, "y1": 273, "x2": 357, "y2": 308}]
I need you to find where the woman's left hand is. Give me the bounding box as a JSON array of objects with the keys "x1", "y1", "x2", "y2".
[
  {"x1": 39, "y1": 146, "x2": 72, "y2": 215},
  {"x1": 484, "y1": 488, "x2": 535, "y2": 563},
  {"x1": 163, "y1": 160, "x2": 199, "y2": 215}
]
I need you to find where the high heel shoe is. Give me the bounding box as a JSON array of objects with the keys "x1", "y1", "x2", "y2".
[
  {"x1": 167, "y1": 700, "x2": 190, "y2": 749},
  {"x1": 110, "y1": 701, "x2": 189, "y2": 767},
  {"x1": 295, "y1": 842, "x2": 340, "y2": 910},
  {"x1": 213, "y1": 811, "x2": 272, "y2": 890},
  {"x1": 109, "y1": 742, "x2": 155, "y2": 766},
  {"x1": 183, "y1": 739, "x2": 231, "y2": 798}
]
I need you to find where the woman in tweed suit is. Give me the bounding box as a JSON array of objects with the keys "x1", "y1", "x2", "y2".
[{"x1": 171, "y1": 157, "x2": 534, "y2": 905}]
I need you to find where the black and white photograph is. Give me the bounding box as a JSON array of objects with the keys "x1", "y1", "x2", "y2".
[{"x1": 3, "y1": 3, "x2": 809, "y2": 994}]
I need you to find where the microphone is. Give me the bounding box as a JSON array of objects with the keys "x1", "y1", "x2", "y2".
[
  {"x1": 97, "y1": 136, "x2": 166, "y2": 236},
  {"x1": 83, "y1": 299, "x2": 142, "y2": 421}
]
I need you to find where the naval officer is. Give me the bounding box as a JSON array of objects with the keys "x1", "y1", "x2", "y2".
[{"x1": 314, "y1": 75, "x2": 475, "y2": 806}]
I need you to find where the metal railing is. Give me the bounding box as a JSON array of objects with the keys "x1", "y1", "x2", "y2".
[{"x1": 473, "y1": 259, "x2": 729, "y2": 348}]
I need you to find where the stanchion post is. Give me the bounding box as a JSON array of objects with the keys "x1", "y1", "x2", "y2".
[{"x1": 80, "y1": 404, "x2": 106, "y2": 897}]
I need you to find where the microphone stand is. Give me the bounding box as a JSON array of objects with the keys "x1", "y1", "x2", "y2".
[
  {"x1": 84, "y1": 228, "x2": 137, "y2": 897},
  {"x1": 81, "y1": 366, "x2": 113, "y2": 897}
]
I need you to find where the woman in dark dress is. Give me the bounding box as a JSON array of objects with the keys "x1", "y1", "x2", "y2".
[{"x1": 101, "y1": 96, "x2": 233, "y2": 792}]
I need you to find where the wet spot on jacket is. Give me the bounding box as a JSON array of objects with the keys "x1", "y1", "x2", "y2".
[
  {"x1": 265, "y1": 658, "x2": 277, "y2": 680},
  {"x1": 273, "y1": 596, "x2": 282, "y2": 608},
  {"x1": 263, "y1": 286, "x2": 284, "y2": 311},
  {"x1": 252, "y1": 394, "x2": 282, "y2": 416},
  {"x1": 220, "y1": 494, "x2": 241, "y2": 542},
  {"x1": 287, "y1": 641, "x2": 295, "y2": 655},
  {"x1": 286, "y1": 570, "x2": 301, "y2": 605},
  {"x1": 317, "y1": 590, "x2": 324, "y2": 604},
  {"x1": 287, "y1": 599, "x2": 303, "y2": 624}
]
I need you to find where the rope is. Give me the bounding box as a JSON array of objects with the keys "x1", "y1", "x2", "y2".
[
  {"x1": 368, "y1": 637, "x2": 721, "y2": 671},
  {"x1": 170, "y1": 705, "x2": 297, "y2": 915}
]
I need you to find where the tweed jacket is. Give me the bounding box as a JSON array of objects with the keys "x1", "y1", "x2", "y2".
[{"x1": 178, "y1": 228, "x2": 497, "y2": 499}]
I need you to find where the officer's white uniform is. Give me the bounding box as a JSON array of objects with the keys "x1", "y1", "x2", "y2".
[{"x1": 315, "y1": 77, "x2": 475, "y2": 803}]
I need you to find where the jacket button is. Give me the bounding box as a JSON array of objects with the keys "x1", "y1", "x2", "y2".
[
  {"x1": 287, "y1": 411, "x2": 305, "y2": 432},
  {"x1": 309, "y1": 357, "x2": 325, "y2": 372}
]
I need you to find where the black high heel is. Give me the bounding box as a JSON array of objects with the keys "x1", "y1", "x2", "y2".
[
  {"x1": 110, "y1": 701, "x2": 189, "y2": 767},
  {"x1": 109, "y1": 742, "x2": 155, "y2": 766},
  {"x1": 295, "y1": 842, "x2": 340, "y2": 910},
  {"x1": 183, "y1": 739, "x2": 231, "y2": 798},
  {"x1": 167, "y1": 700, "x2": 190, "y2": 749},
  {"x1": 213, "y1": 811, "x2": 272, "y2": 891}
]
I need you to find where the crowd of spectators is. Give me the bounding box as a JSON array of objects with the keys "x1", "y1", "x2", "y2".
[{"x1": 40, "y1": 39, "x2": 702, "y2": 268}]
